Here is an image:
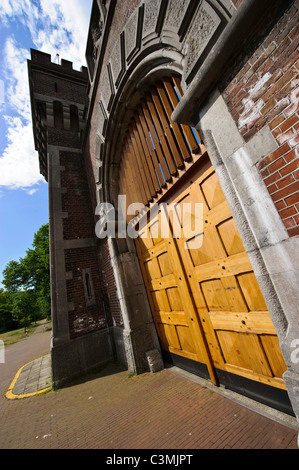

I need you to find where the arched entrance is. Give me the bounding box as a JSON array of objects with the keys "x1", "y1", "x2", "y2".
[{"x1": 118, "y1": 75, "x2": 293, "y2": 415}]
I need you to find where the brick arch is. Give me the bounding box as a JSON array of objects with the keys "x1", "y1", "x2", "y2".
[
  {"x1": 94, "y1": 0, "x2": 234, "y2": 207},
  {"x1": 89, "y1": 1, "x2": 299, "y2": 421},
  {"x1": 117, "y1": 75, "x2": 202, "y2": 219},
  {"x1": 100, "y1": 51, "x2": 185, "y2": 209}
]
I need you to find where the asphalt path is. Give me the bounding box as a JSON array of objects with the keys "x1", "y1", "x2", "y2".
[{"x1": 0, "y1": 321, "x2": 51, "y2": 397}]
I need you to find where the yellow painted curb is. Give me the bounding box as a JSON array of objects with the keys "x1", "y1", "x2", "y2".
[{"x1": 5, "y1": 354, "x2": 52, "y2": 400}]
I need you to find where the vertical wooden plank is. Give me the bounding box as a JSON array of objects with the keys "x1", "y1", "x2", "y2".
[
  {"x1": 123, "y1": 140, "x2": 143, "y2": 209},
  {"x1": 144, "y1": 93, "x2": 178, "y2": 176},
  {"x1": 150, "y1": 88, "x2": 184, "y2": 170},
  {"x1": 163, "y1": 78, "x2": 200, "y2": 153},
  {"x1": 172, "y1": 75, "x2": 201, "y2": 145},
  {"x1": 126, "y1": 137, "x2": 148, "y2": 206},
  {"x1": 128, "y1": 130, "x2": 152, "y2": 203},
  {"x1": 131, "y1": 122, "x2": 156, "y2": 199},
  {"x1": 141, "y1": 99, "x2": 171, "y2": 182},
  {"x1": 156, "y1": 81, "x2": 192, "y2": 161},
  {"x1": 137, "y1": 105, "x2": 166, "y2": 187},
  {"x1": 134, "y1": 111, "x2": 161, "y2": 194},
  {"x1": 131, "y1": 119, "x2": 159, "y2": 197},
  {"x1": 123, "y1": 139, "x2": 142, "y2": 210}
]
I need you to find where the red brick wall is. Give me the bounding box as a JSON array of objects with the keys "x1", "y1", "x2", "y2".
[
  {"x1": 66, "y1": 247, "x2": 106, "y2": 339},
  {"x1": 32, "y1": 70, "x2": 88, "y2": 105},
  {"x1": 31, "y1": 50, "x2": 123, "y2": 340},
  {"x1": 222, "y1": 1, "x2": 299, "y2": 237},
  {"x1": 60, "y1": 151, "x2": 95, "y2": 240},
  {"x1": 48, "y1": 128, "x2": 81, "y2": 148},
  {"x1": 58, "y1": 150, "x2": 103, "y2": 338},
  {"x1": 97, "y1": 239, "x2": 123, "y2": 328},
  {"x1": 59, "y1": 149, "x2": 122, "y2": 337}
]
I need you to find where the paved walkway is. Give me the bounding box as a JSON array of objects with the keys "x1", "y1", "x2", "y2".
[
  {"x1": 0, "y1": 324, "x2": 298, "y2": 450},
  {"x1": 6, "y1": 354, "x2": 52, "y2": 399}
]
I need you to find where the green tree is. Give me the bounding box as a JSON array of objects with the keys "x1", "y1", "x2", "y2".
[
  {"x1": 2, "y1": 260, "x2": 24, "y2": 292},
  {"x1": 0, "y1": 288, "x2": 16, "y2": 332},
  {"x1": 2, "y1": 223, "x2": 50, "y2": 330},
  {"x1": 11, "y1": 290, "x2": 39, "y2": 329},
  {"x1": 21, "y1": 224, "x2": 51, "y2": 318}
]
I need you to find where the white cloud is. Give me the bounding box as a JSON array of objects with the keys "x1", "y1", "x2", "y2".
[
  {"x1": 0, "y1": 0, "x2": 92, "y2": 190},
  {"x1": 0, "y1": 116, "x2": 42, "y2": 189},
  {"x1": 0, "y1": 0, "x2": 90, "y2": 69},
  {"x1": 27, "y1": 188, "x2": 38, "y2": 196},
  {"x1": 3, "y1": 37, "x2": 31, "y2": 121}
]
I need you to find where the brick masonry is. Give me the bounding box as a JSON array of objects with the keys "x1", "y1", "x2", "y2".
[
  {"x1": 222, "y1": 0, "x2": 299, "y2": 236},
  {"x1": 59, "y1": 146, "x2": 122, "y2": 338},
  {"x1": 28, "y1": 49, "x2": 123, "y2": 347},
  {"x1": 97, "y1": 239, "x2": 123, "y2": 328},
  {"x1": 26, "y1": 0, "x2": 299, "y2": 420},
  {"x1": 0, "y1": 362, "x2": 297, "y2": 449},
  {"x1": 60, "y1": 151, "x2": 95, "y2": 240}
]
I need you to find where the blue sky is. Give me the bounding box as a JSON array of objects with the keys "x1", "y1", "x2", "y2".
[{"x1": 0, "y1": 0, "x2": 93, "y2": 286}]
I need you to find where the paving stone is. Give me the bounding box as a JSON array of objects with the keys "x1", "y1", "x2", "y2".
[{"x1": 1, "y1": 362, "x2": 297, "y2": 449}]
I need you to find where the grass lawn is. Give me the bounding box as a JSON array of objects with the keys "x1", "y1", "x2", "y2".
[{"x1": 0, "y1": 320, "x2": 51, "y2": 348}]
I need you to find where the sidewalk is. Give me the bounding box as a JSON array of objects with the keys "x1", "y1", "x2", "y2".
[
  {"x1": 6, "y1": 354, "x2": 52, "y2": 399},
  {"x1": 2, "y1": 354, "x2": 298, "y2": 449}
]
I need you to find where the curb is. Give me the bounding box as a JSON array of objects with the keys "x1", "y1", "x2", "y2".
[{"x1": 5, "y1": 354, "x2": 52, "y2": 400}]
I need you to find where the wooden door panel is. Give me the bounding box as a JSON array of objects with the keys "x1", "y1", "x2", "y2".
[
  {"x1": 136, "y1": 221, "x2": 202, "y2": 358},
  {"x1": 158, "y1": 323, "x2": 181, "y2": 350},
  {"x1": 237, "y1": 272, "x2": 268, "y2": 311},
  {"x1": 135, "y1": 141, "x2": 286, "y2": 391},
  {"x1": 135, "y1": 212, "x2": 218, "y2": 384},
  {"x1": 209, "y1": 312, "x2": 277, "y2": 335},
  {"x1": 217, "y1": 218, "x2": 245, "y2": 256},
  {"x1": 165, "y1": 159, "x2": 287, "y2": 389},
  {"x1": 121, "y1": 76, "x2": 288, "y2": 395},
  {"x1": 261, "y1": 335, "x2": 288, "y2": 379},
  {"x1": 200, "y1": 171, "x2": 226, "y2": 209}
]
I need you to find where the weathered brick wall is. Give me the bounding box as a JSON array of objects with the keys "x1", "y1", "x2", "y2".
[
  {"x1": 60, "y1": 151, "x2": 95, "y2": 240},
  {"x1": 32, "y1": 70, "x2": 88, "y2": 105},
  {"x1": 48, "y1": 128, "x2": 81, "y2": 148},
  {"x1": 57, "y1": 150, "x2": 107, "y2": 338},
  {"x1": 65, "y1": 247, "x2": 106, "y2": 339},
  {"x1": 222, "y1": 0, "x2": 299, "y2": 237},
  {"x1": 97, "y1": 239, "x2": 123, "y2": 328},
  {"x1": 59, "y1": 149, "x2": 122, "y2": 336}
]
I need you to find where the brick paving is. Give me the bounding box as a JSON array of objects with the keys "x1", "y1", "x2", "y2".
[{"x1": 0, "y1": 361, "x2": 298, "y2": 449}]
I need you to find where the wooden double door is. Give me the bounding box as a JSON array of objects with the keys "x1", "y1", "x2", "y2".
[{"x1": 135, "y1": 154, "x2": 291, "y2": 410}]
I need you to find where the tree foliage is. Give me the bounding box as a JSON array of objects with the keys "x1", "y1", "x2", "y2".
[
  {"x1": 0, "y1": 223, "x2": 50, "y2": 332},
  {"x1": 0, "y1": 288, "x2": 16, "y2": 332}
]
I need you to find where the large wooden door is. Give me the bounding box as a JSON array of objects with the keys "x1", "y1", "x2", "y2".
[
  {"x1": 119, "y1": 75, "x2": 290, "y2": 411},
  {"x1": 136, "y1": 200, "x2": 217, "y2": 384},
  {"x1": 135, "y1": 154, "x2": 287, "y2": 393}
]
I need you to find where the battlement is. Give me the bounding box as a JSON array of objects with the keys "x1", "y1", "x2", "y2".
[{"x1": 30, "y1": 49, "x2": 88, "y2": 78}]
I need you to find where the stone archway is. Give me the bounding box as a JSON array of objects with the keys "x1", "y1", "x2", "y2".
[{"x1": 91, "y1": 0, "x2": 299, "y2": 423}]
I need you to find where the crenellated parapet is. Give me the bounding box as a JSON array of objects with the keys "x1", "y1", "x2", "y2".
[{"x1": 28, "y1": 49, "x2": 89, "y2": 181}]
